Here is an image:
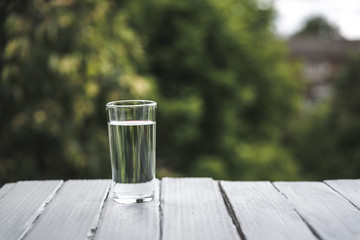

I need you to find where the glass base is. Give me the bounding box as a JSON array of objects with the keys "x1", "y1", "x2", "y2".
[
  {"x1": 114, "y1": 193, "x2": 154, "y2": 204},
  {"x1": 112, "y1": 180, "x2": 155, "y2": 204}
]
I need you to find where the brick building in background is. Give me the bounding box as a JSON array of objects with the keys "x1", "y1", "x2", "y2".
[{"x1": 288, "y1": 36, "x2": 360, "y2": 105}]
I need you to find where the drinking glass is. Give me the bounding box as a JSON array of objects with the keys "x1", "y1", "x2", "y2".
[{"x1": 106, "y1": 100, "x2": 156, "y2": 204}]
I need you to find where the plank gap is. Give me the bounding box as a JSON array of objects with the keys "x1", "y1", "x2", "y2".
[
  {"x1": 23, "y1": 180, "x2": 110, "y2": 240},
  {"x1": 270, "y1": 182, "x2": 323, "y2": 240},
  {"x1": 159, "y1": 179, "x2": 164, "y2": 240},
  {"x1": 86, "y1": 184, "x2": 111, "y2": 240},
  {"x1": 21, "y1": 181, "x2": 65, "y2": 240},
  {"x1": 273, "y1": 181, "x2": 360, "y2": 239},
  {"x1": 218, "y1": 181, "x2": 247, "y2": 240},
  {"x1": 270, "y1": 182, "x2": 289, "y2": 200},
  {"x1": 323, "y1": 181, "x2": 360, "y2": 211},
  {"x1": 0, "y1": 180, "x2": 63, "y2": 240},
  {"x1": 21, "y1": 180, "x2": 67, "y2": 240},
  {"x1": 161, "y1": 178, "x2": 239, "y2": 240}
]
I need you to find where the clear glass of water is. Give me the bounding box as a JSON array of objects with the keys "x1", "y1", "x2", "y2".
[{"x1": 106, "y1": 100, "x2": 156, "y2": 204}]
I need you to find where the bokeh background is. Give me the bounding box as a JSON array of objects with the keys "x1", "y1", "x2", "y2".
[{"x1": 1, "y1": 0, "x2": 360, "y2": 185}]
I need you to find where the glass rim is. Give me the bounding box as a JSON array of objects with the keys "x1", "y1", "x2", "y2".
[{"x1": 106, "y1": 100, "x2": 157, "y2": 108}]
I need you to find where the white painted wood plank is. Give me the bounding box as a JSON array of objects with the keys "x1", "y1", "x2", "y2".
[
  {"x1": 0, "y1": 180, "x2": 63, "y2": 240},
  {"x1": 94, "y1": 179, "x2": 160, "y2": 240},
  {"x1": 220, "y1": 181, "x2": 316, "y2": 240},
  {"x1": 325, "y1": 179, "x2": 360, "y2": 209},
  {"x1": 274, "y1": 181, "x2": 360, "y2": 240},
  {"x1": 161, "y1": 178, "x2": 240, "y2": 240},
  {"x1": 23, "y1": 180, "x2": 110, "y2": 240},
  {"x1": 0, "y1": 183, "x2": 15, "y2": 200}
]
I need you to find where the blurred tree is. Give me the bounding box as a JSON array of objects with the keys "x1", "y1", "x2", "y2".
[
  {"x1": 288, "y1": 53, "x2": 360, "y2": 179},
  {"x1": 0, "y1": 0, "x2": 154, "y2": 184},
  {"x1": 293, "y1": 16, "x2": 342, "y2": 40},
  {"x1": 125, "y1": 0, "x2": 301, "y2": 180}
]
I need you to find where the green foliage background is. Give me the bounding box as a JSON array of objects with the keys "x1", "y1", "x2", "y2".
[
  {"x1": 1, "y1": 0, "x2": 359, "y2": 184},
  {"x1": 288, "y1": 54, "x2": 360, "y2": 180},
  {"x1": 125, "y1": 0, "x2": 301, "y2": 180},
  {"x1": 1, "y1": 0, "x2": 153, "y2": 182}
]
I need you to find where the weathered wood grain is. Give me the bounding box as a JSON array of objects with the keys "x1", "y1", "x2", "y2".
[
  {"x1": 220, "y1": 181, "x2": 317, "y2": 240},
  {"x1": 23, "y1": 180, "x2": 110, "y2": 240},
  {"x1": 94, "y1": 179, "x2": 160, "y2": 240},
  {"x1": 325, "y1": 179, "x2": 360, "y2": 209},
  {"x1": 274, "y1": 181, "x2": 360, "y2": 240},
  {"x1": 0, "y1": 182, "x2": 15, "y2": 201},
  {"x1": 161, "y1": 178, "x2": 240, "y2": 240},
  {"x1": 0, "y1": 180, "x2": 63, "y2": 240}
]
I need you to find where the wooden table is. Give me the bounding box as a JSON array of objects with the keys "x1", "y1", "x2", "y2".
[{"x1": 1, "y1": 178, "x2": 360, "y2": 240}]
